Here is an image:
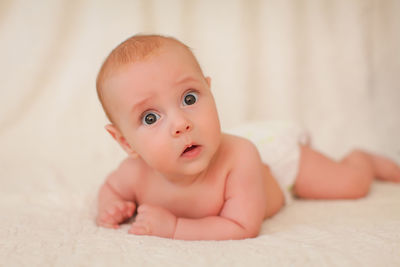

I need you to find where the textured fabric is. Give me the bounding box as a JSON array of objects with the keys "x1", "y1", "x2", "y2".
[{"x1": 1, "y1": 180, "x2": 399, "y2": 266}]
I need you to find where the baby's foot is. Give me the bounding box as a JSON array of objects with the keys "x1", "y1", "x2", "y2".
[{"x1": 369, "y1": 153, "x2": 400, "y2": 183}]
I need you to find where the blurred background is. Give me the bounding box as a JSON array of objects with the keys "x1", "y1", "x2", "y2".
[{"x1": 0, "y1": 0, "x2": 399, "y2": 193}]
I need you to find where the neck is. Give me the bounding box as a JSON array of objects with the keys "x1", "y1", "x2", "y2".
[{"x1": 155, "y1": 167, "x2": 209, "y2": 187}]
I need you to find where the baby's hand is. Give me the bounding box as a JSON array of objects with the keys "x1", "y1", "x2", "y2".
[
  {"x1": 97, "y1": 200, "x2": 136, "y2": 229},
  {"x1": 129, "y1": 204, "x2": 177, "y2": 238}
]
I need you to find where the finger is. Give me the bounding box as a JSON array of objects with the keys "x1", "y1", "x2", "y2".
[
  {"x1": 101, "y1": 223, "x2": 120, "y2": 229},
  {"x1": 128, "y1": 225, "x2": 146, "y2": 235},
  {"x1": 125, "y1": 202, "x2": 136, "y2": 217},
  {"x1": 116, "y1": 202, "x2": 131, "y2": 220},
  {"x1": 96, "y1": 218, "x2": 120, "y2": 229},
  {"x1": 129, "y1": 224, "x2": 149, "y2": 235},
  {"x1": 134, "y1": 213, "x2": 146, "y2": 223},
  {"x1": 132, "y1": 220, "x2": 150, "y2": 231},
  {"x1": 107, "y1": 206, "x2": 124, "y2": 223},
  {"x1": 115, "y1": 201, "x2": 126, "y2": 214},
  {"x1": 123, "y1": 202, "x2": 135, "y2": 218},
  {"x1": 125, "y1": 208, "x2": 134, "y2": 218},
  {"x1": 137, "y1": 204, "x2": 150, "y2": 213},
  {"x1": 126, "y1": 201, "x2": 136, "y2": 210},
  {"x1": 100, "y1": 212, "x2": 118, "y2": 225}
]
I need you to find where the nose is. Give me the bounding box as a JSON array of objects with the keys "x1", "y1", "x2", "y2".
[{"x1": 171, "y1": 116, "x2": 193, "y2": 137}]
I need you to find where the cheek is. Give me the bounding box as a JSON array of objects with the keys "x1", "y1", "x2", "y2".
[
  {"x1": 196, "y1": 102, "x2": 221, "y2": 139},
  {"x1": 134, "y1": 131, "x2": 172, "y2": 165},
  {"x1": 203, "y1": 101, "x2": 220, "y2": 128}
]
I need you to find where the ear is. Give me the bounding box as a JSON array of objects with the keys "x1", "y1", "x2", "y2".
[
  {"x1": 205, "y1": 76, "x2": 211, "y2": 88},
  {"x1": 105, "y1": 124, "x2": 139, "y2": 158}
]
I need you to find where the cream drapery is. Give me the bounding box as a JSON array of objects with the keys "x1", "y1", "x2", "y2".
[{"x1": 0, "y1": 0, "x2": 399, "y2": 169}]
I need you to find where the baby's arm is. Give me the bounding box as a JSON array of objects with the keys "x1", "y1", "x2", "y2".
[
  {"x1": 129, "y1": 141, "x2": 268, "y2": 240},
  {"x1": 174, "y1": 147, "x2": 267, "y2": 240},
  {"x1": 97, "y1": 158, "x2": 138, "y2": 229}
]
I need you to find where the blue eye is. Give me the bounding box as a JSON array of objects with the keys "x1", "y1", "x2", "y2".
[
  {"x1": 142, "y1": 112, "x2": 160, "y2": 125},
  {"x1": 183, "y1": 92, "x2": 198, "y2": 106}
]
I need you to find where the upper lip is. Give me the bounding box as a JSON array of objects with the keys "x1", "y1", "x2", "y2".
[{"x1": 181, "y1": 143, "x2": 199, "y2": 154}]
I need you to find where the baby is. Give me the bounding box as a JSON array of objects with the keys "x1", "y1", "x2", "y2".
[{"x1": 95, "y1": 34, "x2": 400, "y2": 240}]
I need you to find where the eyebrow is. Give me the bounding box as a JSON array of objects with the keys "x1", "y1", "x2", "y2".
[
  {"x1": 175, "y1": 75, "x2": 199, "y2": 85},
  {"x1": 130, "y1": 76, "x2": 201, "y2": 115},
  {"x1": 130, "y1": 96, "x2": 152, "y2": 115}
]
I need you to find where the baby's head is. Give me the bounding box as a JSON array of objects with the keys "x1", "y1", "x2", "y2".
[
  {"x1": 96, "y1": 34, "x2": 221, "y2": 178},
  {"x1": 97, "y1": 35, "x2": 200, "y2": 124}
]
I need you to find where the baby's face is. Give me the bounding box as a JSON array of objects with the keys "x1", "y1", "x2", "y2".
[{"x1": 104, "y1": 43, "x2": 221, "y2": 178}]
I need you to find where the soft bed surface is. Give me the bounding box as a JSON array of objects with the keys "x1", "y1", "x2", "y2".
[{"x1": 1, "y1": 180, "x2": 399, "y2": 266}]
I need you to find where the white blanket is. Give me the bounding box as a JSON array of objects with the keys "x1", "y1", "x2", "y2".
[{"x1": 1, "y1": 180, "x2": 399, "y2": 266}]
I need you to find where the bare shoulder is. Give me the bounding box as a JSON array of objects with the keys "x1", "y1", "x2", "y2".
[
  {"x1": 219, "y1": 133, "x2": 264, "y2": 180},
  {"x1": 115, "y1": 156, "x2": 145, "y2": 176},
  {"x1": 106, "y1": 156, "x2": 148, "y2": 200},
  {"x1": 221, "y1": 133, "x2": 261, "y2": 164},
  {"x1": 221, "y1": 133, "x2": 266, "y2": 193}
]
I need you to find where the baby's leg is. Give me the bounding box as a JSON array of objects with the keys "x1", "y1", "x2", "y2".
[{"x1": 294, "y1": 145, "x2": 400, "y2": 199}]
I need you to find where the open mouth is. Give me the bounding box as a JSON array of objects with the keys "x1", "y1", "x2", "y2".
[
  {"x1": 183, "y1": 145, "x2": 198, "y2": 153},
  {"x1": 181, "y1": 144, "x2": 201, "y2": 158}
]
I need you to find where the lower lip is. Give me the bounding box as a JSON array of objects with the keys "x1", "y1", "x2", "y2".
[{"x1": 181, "y1": 146, "x2": 202, "y2": 159}]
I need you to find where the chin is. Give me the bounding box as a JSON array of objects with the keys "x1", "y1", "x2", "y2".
[{"x1": 180, "y1": 156, "x2": 212, "y2": 176}]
